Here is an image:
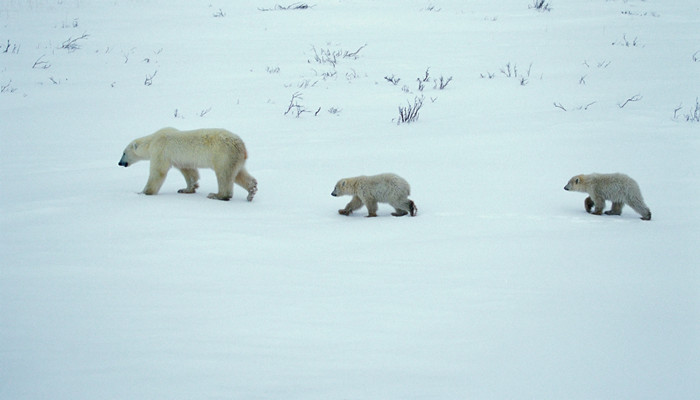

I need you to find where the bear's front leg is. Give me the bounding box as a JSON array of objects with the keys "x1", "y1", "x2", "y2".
[
  {"x1": 584, "y1": 197, "x2": 595, "y2": 213},
  {"x1": 590, "y1": 195, "x2": 606, "y2": 215},
  {"x1": 143, "y1": 165, "x2": 169, "y2": 195},
  {"x1": 365, "y1": 199, "x2": 378, "y2": 218},
  {"x1": 339, "y1": 195, "x2": 363, "y2": 216}
]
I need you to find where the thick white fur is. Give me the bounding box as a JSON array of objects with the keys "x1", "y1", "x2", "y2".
[
  {"x1": 331, "y1": 173, "x2": 417, "y2": 217},
  {"x1": 119, "y1": 127, "x2": 257, "y2": 201},
  {"x1": 564, "y1": 173, "x2": 651, "y2": 220}
]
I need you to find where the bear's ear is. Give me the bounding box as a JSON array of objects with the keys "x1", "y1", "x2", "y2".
[
  {"x1": 341, "y1": 180, "x2": 346, "y2": 187},
  {"x1": 575, "y1": 178, "x2": 579, "y2": 184},
  {"x1": 132, "y1": 142, "x2": 138, "y2": 150}
]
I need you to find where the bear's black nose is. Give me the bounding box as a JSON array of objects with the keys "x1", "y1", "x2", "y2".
[{"x1": 119, "y1": 161, "x2": 128, "y2": 167}]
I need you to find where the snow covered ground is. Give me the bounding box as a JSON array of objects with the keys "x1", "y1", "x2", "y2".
[{"x1": 1, "y1": 1, "x2": 699, "y2": 399}]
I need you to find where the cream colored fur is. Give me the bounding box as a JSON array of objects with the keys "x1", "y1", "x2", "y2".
[
  {"x1": 331, "y1": 173, "x2": 417, "y2": 217},
  {"x1": 118, "y1": 127, "x2": 257, "y2": 201},
  {"x1": 564, "y1": 173, "x2": 651, "y2": 220}
]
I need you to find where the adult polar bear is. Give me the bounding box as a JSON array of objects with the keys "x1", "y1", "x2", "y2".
[{"x1": 119, "y1": 127, "x2": 257, "y2": 201}]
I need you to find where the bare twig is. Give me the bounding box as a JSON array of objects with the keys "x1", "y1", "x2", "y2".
[
  {"x1": 284, "y1": 92, "x2": 302, "y2": 115},
  {"x1": 259, "y1": 3, "x2": 315, "y2": 11},
  {"x1": 529, "y1": 0, "x2": 551, "y2": 12},
  {"x1": 583, "y1": 101, "x2": 597, "y2": 110},
  {"x1": 32, "y1": 55, "x2": 51, "y2": 69},
  {"x1": 618, "y1": 94, "x2": 642, "y2": 108},
  {"x1": 397, "y1": 96, "x2": 424, "y2": 125},
  {"x1": 1, "y1": 80, "x2": 17, "y2": 93},
  {"x1": 674, "y1": 98, "x2": 700, "y2": 122},
  {"x1": 384, "y1": 75, "x2": 400, "y2": 85},
  {"x1": 144, "y1": 70, "x2": 158, "y2": 86},
  {"x1": 435, "y1": 75, "x2": 453, "y2": 90},
  {"x1": 60, "y1": 33, "x2": 89, "y2": 51},
  {"x1": 3, "y1": 40, "x2": 19, "y2": 54},
  {"x1": 344, "y1": 44, "x2": 367, "y2": 59},
  {"x1": 284, "y1": 92, "x2": 314, "y2": 117},
  {"x1": 421, "y1": 68, "x2": 431, "y2": 82}
]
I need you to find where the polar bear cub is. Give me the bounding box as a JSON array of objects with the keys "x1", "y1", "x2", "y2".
[
  {"x1": 118, "y1": 127, "x2": 257, "y2": 201},
  {"x1": 564, "y1": 173, "x2": 651, "y2": 220},
  {"x1": 331, "y1": 173, "x2": 417, "y2": 217}
]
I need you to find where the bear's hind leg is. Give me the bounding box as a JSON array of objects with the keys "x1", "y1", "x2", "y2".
[
  {"x1": 339, "y1": 195, "x2": 363, "y2": 216},
  {"x1": 628, "y1": 201, "x2": 652, "y2": 221},
  {"x1": 208, "y1": 167, "x2": 235, "y2": 201},
  {"x1": 605, "y1": 202, "x2": 624, "y2": 215},
  {"x1": 235, "y1": 167, "x2": 258, "y2": 201},
  {"x1": 391, "y1": 209, "x2": 408, "y2": 217},
  {"x1": 408, "y1": 200, "x2": 417, "y2": 216},
  {"x1": 177, "y1": 168, "x2": 200, "y2": 194},
  {"x1": 390, "y1": 199, "x2": 415, "y2": 217}
]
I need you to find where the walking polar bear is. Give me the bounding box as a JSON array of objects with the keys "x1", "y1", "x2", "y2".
[
  {"x1": 331, "y1": 173, "x2": 417, "y2": 217},
  {"x1": 118, "y1": 127, "x2": 257, "y2": 201},
  {"x1": 564, "y1": 173, "x2": 651, "y2": 220}
]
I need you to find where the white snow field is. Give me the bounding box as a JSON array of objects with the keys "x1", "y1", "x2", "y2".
[{"x1": 1, "y1": 1, "x2": 699, "y2": 399}]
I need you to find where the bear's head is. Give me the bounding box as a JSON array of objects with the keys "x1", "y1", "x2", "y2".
[
  {"x1": 118, "y1": 139, "x2": 149, "y2": 167},
  {"x1": 331, "y1": 179, "x2": 349, "y2": 197},
  {"x1": 564, "y1": 175, "x2": 585, "y2": 192}
]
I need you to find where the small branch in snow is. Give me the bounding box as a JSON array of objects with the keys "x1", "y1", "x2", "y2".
[
  {"x1": 553, "y1": 101, "x2": 596, "y2": 111},
  {"x1": 144, "y1": 70, "x2": 157, "y2": 86},
  {"x1": 60, "y1": 33, "x2": 89, "y2": 51},
  {"x1": 396, "y1": 96, "x2": 424, "y2": 125},
  {"x1": 284, "y1": 92, "x2": 314, "y2": 118},
  {"x1": 674, "y1": 98, "x2": 700, "y2": 122},
  {"x1": 384, "y1": 75, "x2": 401, "y2": 85},
  {"x1": 32, "y1": 55, "x2": 51, "y2": 69},
  {"x1": 259, "y1": 3, "x2": 315, "y2": 11},
  {"x1": 618, "y1": 94, "x2": 642, "y2": 108},
  {"x1": 1, "y1": 80, "x2": 17, "y2": 93},
  {"x1": 529, "y1": 0, "x2": 551, "y2": 12},
  {"x1": 3, "y1": 40, "x2": 20, "y2": 54},
  {"x1": 434, "y1": 75, "x2": 453, "y2": 90}
]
